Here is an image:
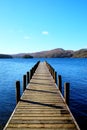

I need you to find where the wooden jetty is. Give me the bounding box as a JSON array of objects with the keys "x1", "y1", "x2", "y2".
[{"x1": 4, "y1": 61, "x2": 80, "y2": 130}]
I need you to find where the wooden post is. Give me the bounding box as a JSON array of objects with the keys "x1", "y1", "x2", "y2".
[
  {"x1": 30, "y1": 68, "x2": 33, "y2": 79},
  {"x1": 32, "y1": 67, "x2": 34, "y2": 77},
  {"x1": 53, "y1": 70, "x2": 55, "y2": 80},
  {"x1": 51, "y1": 67, "x2": 53, "y2": 76},
  {"x1": 27, "y1": 72, "x2": 29, "y2": 84},
  {"x1": 29, "y1": 70, "x2": 32, "y2": 80},
  {"x1": 23, "y1": 75, "x2": 26, "y2": 91},
  {"x1": 16, "y1": 81, "x2": 20, "y2": 104},
  {"x1": 58, "y1": 75, "x2": 62, "y2": 92},
  {"x1": 64, "y1": 82, "x2": 70, "y2": 105},
  {"x1": 55, "y1": 71, "x2": 57, "y2": 84}
]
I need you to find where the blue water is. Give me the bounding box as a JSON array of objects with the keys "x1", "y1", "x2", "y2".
[{"x1": 0, "y1": 58, "x2": 87, "y2": 130}]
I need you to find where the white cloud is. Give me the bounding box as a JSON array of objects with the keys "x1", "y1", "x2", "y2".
[
  {"x1": 42, "y1": 31, "x2": 48, "y2": 35},
  {"x1": 24, "y1": 36, "x2": 31, "y2": 40}
]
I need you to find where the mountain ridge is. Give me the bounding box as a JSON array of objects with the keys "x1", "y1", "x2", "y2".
[
  {"x1": 0, "y1": 48, "x2": 87, "y2": 58},
  {"x1": 30, "y1": 48, "x2": 74, "y2": 58}
]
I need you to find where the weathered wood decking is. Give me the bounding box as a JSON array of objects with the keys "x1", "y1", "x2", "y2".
[{"x1": 4, "y1": 62, "x2": 80, "y2": 130}]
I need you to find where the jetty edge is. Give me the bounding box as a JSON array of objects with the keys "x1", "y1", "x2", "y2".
[{"x1": 4, "y1": 61, "x2": 80, "y2": 130}]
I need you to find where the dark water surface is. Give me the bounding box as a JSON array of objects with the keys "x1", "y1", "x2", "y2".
[{"x1": 0, "y1": 58, "x2": 87, "y2": 130}]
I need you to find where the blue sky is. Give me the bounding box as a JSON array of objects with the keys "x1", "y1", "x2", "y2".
[{"x1": 0, "y1": 0, "x2": 87, "y2": 54}]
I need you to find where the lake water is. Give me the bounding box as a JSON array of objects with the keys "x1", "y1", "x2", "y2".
[{"x1": 0, "y1": 58, "x2": 87, "y2": 130}]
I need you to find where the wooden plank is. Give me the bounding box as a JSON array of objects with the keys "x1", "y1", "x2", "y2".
[
  {"x1": 5, "y1": 123, "x2": 76, "y2": 128},
  {"x1": 5, "y1": 128, "x2": 77, "y2": 130},
  {"x1": 4, "y1": 62, "x2": 80, "y2": 130}
]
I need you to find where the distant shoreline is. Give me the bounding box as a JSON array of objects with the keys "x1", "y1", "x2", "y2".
[{"x1": 0, "y1": 48, "x2": 87, "y2": 58}]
